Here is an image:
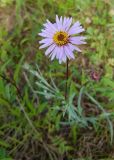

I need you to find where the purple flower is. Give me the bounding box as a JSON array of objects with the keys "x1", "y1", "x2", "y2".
[
  {"x1": 39, "y1": 15, "x2": 86, "y2": 63},
  {"x1": 90, "y1": 71, "x2": 101, "y2": 81}
]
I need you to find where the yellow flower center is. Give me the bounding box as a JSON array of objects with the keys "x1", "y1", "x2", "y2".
[{"x1": 53, "y1": 31, "x2": 69, "y2": 46}]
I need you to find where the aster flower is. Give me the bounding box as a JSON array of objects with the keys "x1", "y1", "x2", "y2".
[{"x1": 39, "y1": 15, "x2": 86, "y2": 63}]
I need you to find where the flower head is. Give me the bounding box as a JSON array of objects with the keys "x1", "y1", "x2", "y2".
[
  {"x1": 91, "y1": 71, "x2": 101, "y2": 81},
  {"x1": 39, "y1": 15, "x2": 86, "y2": 63}
]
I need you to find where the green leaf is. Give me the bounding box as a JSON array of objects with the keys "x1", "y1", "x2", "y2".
[{"x1": 0, "y1": 140, "x2": 9, "y2": 148}]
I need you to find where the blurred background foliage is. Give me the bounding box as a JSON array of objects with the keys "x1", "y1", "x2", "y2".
[{"x1": 0, "y1": 0, "x2": 114, "y2": 159}]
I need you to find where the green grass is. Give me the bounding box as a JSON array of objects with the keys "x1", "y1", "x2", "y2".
[{"x1": 0, "y1": 0, "x2": 114, "y2": 159}]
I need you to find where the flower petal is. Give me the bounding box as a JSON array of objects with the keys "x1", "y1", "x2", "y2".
[
  {"x1": 41, "y1": 29, "x2": 54, "y2": 36},
  {"x1": 64, "y1": 45, "x2": 75, "y2": 59},
  {"x1": 59, "y1": 52, "x2": 66, "y2": 63},
  {"x1": 62, "y1": 17, "x2": 67, "y2": 30},
  {"x1": 55, "y1": 47, "x2": 60, "y2": 59},
  {"x1": 70, "y1": 36, "x2": 86, "y2": 45},
  {"x1": 68, "y1": 43, "x2": 81, "y2": 52},
  {"x1": 69, "y1": 28, "x2": 85, "y2": 35},
  {"x1": 43, "y1": 26, "x2": 55, "y2": 36},
  {"x1": 61, "y1": 48, "x2": 67, "y2": 62},
  {"x1": 59, "y1": 46, "x2": 64, "y2": 60},
  {"x1": 46, "y1": 20, "x2": 57, "y2": 32},
  {"x1": 65, "y1": 17, "x2": 72, "y2": 31},
  {"x1": 39, "y1": 38, "x2": 53, "y2": 44},
  {"x1": 39, "y1": 41, "x2": 53, "y2": 49},
  {"x1": 45, "y1": 44, "x2": 56, "y2": 55},
  {"x1": 56, "y1": 15, "x2": 63, "y2": 30},
  {"x1": 38, "y1": 32, "x2": 52, "y2": 38},
  {"x1": 68, "y1": 21, "x2": 85, "y2": 35},
  {"x1": 50, "y1": 47, "x2": 58, "y2": 60}
]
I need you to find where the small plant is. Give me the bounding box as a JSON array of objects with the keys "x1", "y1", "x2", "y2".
[{"x1": 24, "y1": 63, "x2": 113, "y2": 143}]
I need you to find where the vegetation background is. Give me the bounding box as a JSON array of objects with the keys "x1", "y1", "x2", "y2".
[{"x1": 0, "y1": 0, "x2": 114, "y2": 159}]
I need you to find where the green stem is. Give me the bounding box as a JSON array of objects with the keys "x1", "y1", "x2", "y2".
[{"x1": 65, "y1": 58, "x2": 69, "y2": 100}]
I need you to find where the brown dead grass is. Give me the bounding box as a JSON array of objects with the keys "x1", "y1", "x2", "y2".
[{"x1": 0, "y1": 6, "x2": 15, "y2": 31}]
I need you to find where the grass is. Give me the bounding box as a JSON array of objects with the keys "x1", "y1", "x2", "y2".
[{"x1": 0, "y1": 0, "x2": 114, "y2": 159}]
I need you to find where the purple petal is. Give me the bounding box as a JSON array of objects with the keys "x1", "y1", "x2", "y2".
[
  {"x1": 59, "y1": 52, "x2": 66, "y2": 63},
  {"x1": 68, "y1": 21, "x2": 80, "y2": 31},
  {"x1": 56, "y1": 46, "x2": 64, "y2": 60},
  {"x1": 63, "y1": 17, "x2": 67, "y2": 26},
  {"x1": 40, "y1": 28, "x2": 55, "y2": 38},
  {"x1": 61, "y1": 49, "x2": 67, "y2": 62},
  {"x1": 43, "y1": 24, "x2": 55, "y2": 35},
  {"x1": 41, "y1": 29, "x2": 54, "y2": 35},
  {"x1": 60, "y1": 54, "x2": 66, "y2": 63},
  {"x1": 63, "y1": 17, "x2": 71, "y2": 31},
  {"x1": 50, "y1": 47, "x2": 58, "y2": 60},
  {"x1": 68, "y1": 28, "x2": 85, "y2": 35},
  {"x1": 38, "y1": 32, "x2": 52, "y2": 38},
  {"x1": 65, "y1": 17, "x2": 72, "y2": 31},
  {"x1": 70, "y1": 36, "x2": 86, "y2": 45},
  {"x1": 45, "y1": 44, "x2": 56, "y2": 55},
  {"x1": 39, "y1": 38, "x2": 53, "y2": 44},
  {"x1": 68, "y1": 43, "x2": 81, "y2": 52},
  {"x1": 59, "y1": 46, "x2": 64, "y2": 60},
  {"x1": 53, "y1": 23, "x2": 58, "y2": 28},
  {"x1": 62, "y1": 17, "x2": 67, "y2": 30},
  {"x1": 56, "y1": 15, "x2": 63, "y2": 30},
  {"x1": 68, "y1": 21, "x2": 85, "y2": 35},
  {"x1": 58, "y1": 46, "x2": 67, "y2": 63},
  {"x1": 64, "y1": 45, "x2": 75, "y2": 59},
  {"x1": 39, "y1": 41, "x2": 53, "y2": 49},
  {"x1": 54, "y1": 46, "x2": 60, "y2": 59},
  {"x1": 46, "y1": 20, "x2": 57, "y2": 32},
  {"x1": 63, "y1": 46, "x2": 70, "y2": 59},
  {"x1": 60, "y1": 16, "x2": 63, "y2": 24}
]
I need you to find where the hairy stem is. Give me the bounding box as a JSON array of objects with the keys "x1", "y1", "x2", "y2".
[{"x1": 65, "y1": 58, "x2": 69, "y2": 100}]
